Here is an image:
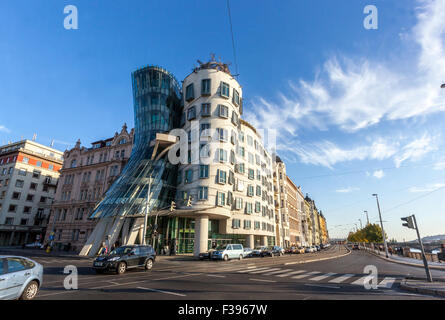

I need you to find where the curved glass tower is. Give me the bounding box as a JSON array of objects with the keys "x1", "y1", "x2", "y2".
[
  {"x1": 91, "y1": 66, "x2": 181, "y2": 219},
  {"x1": 80, "y1": 66, "x2": 181, "y2": 256}
]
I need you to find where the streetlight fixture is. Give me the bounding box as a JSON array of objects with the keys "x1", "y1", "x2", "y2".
[
  {"x1": 441, "y1": 83, "x2": 445, "y2": 88},
  {"x1": 372, "y1": 194, "x2": 389, "y2": 258},
  {"x1": 359, "y1": 219, "x2": 363, "y2": 229}
]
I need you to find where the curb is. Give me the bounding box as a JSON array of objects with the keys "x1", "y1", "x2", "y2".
[
  {"x1": 361, "y1": 248, "x2": 445, "y2": 271},
  {"x1": 285, "y1": 246, "x2": 351, "y2": 266},
  {"x1": 400, "y1": 279, "x2": 445, "y2": 297}
]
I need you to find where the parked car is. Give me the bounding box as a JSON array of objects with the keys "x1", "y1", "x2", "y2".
[
  {"x1": 24, "y1": 242, "x2": 43, "y2": 249},
  {"x1": 243, "y1": 247, "x2": 253, "y2": 258},
  {"x1": 262, "y1": 246, "x2": 285, "y2": 257},
  {"x1": 0, "y1": 256, "x2": 43, "y2": 300},
  {"x1": 297, "y1": 246, "x2": 306, "y2": 254},
  {"x1": 285, "y1": 246, "x2": 298, "y2": 254},
  {"x1": 92, "y1": 245, "x2": 156, "y2": 275},
  {"x1": 251, "y1": 246, "x2": 269, "y2": 257},
  {"x1": 352, "y1": 244, "x2": 360, "y2": 250},
  {"x1": 198, "y1": 249, "x2": 216, "y2": 260},
  {"x1": 305, "y1": 246, "x2": 316, "y2": 253},
  {"x1": 315, "y1": 245, "x2": 321, "y2": 251},
  {"x1": 211, "y1": 244, "x2": 244, "y2": 261}
]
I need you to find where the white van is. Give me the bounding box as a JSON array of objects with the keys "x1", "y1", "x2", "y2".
[{"x1": 211, "y1": 244, "x2": 244, "y2": 261}]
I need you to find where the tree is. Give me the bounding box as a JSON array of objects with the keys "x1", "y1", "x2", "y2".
[{"x1": 347, "y1": 224, "x2": 383, "y2": 243}]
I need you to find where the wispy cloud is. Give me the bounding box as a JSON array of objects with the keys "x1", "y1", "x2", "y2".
[
  {"x1": 276, "y1": 133, "x2": 438, "y2": 169},
  {"x1": 336, "y1": 187, "x2": 360, "y2": 193},
  {"x1": 409, "y1": 183, "x2": 445, "y2": 193},
  {"x1": 0, "y1": 125, "x2": 10, "y2": 133},
  {"x1": 373, "y1": 170, "x2": 385, "y2": 179},
  {"x1": 434, "y1": 159, "x2": 445, "y2": 170},
  {"x1": 246, "y1": 0, "x2": 445, "y2": 168}
]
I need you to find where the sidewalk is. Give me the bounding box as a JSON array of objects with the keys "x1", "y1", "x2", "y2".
[
  {"x1": 400, "y1": 279, "x2": 445, "y2": 297},
  {"x1": 360, "y1": 246, "x2": 445, "y2": 271}
]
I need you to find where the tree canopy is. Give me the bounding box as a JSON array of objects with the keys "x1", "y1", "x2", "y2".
[{"x1": 347, "y1": 224, "x2": 385, "y2": 243}]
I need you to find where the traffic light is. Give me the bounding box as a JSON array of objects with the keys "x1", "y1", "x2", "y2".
[
  {"x1": 401, "y1": 216, "x2": 415, "y2": 229},
  {"x1": 170, "y1": 201, "x2": 176, "y2": 212},
  {"x1": 186, "y1": 196, "x2": 192, "y2": 207}
]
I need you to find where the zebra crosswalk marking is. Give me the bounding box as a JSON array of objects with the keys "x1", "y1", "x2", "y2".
[
  {"x1": 249, "y1": 268, "x2": 281, "y2": 274},
  {"x1": 237, "y1": 267, "x2": 269, "y2": 273},
  {"x1": 378, "y1": 277, "x2": 396, "y2": 288},
  {"x1": 263, "y1": 269, "x2": 292, "y2": 276},
  {"x1": 292, "y1": 271, "x2": 320, "y2": 279},
  {"x1": 309, "y1": 272, "x2": 337, "y2": 281},
  {"x1": 276, "y1": 270, "x2": 306, "y2": 278},
  {"x1": 328, "y1": 274, "x2": 355, "y2": 283},
  {"x1": 351, "y1": 275, "x2": 373, "y2": 286}
]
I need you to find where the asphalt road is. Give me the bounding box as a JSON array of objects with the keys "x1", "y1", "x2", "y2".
[{"x1": 6, "y1": 245, "x2": 445, "y2": 300}]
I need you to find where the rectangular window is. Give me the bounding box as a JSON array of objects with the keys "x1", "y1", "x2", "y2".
[
  {"x1": 247, "y1": 185, "x2": 254, "y2": 197},
  {"x1": 235, "y1": 163, "x2": 245, "y2": 174},
  {"x1": 198, "y1": 186, "x2": 208, "y2": 200},
  {"x1": 248, "y1": 153, "x2": 254, "y2": 164},
  {"x1": 15, "y1": 180, "x2": 24, "y2": 188},
  {"x1": 201, "y1": 103, "x2": 211, "y2": 117},
  {"x1": 248, "y1": 169, "x2": 255, "y2": 180},
  {"x1": 218, "y1": 105, "x2": 229, "y2": 118},
  {"x1": 187, "y1": 106, "x2": 196, "y2": 121},
  {"x1": 231, "y1": 112, "x2": 239, "y2": 126},
  {"x1": 201, "y1": 79, "x2": 211, "y2": 95},
  {"x1": 8, "y1": 205, "x2": 17, "y2": 212},
  {"x1": 185, "y1": 169, "x2": 193, "y2": 184},
  {"x1": 246, "y1": 202, "x2": 253, "y2": 214},
  {"x1": 217, "y1": 169, "x2": 227, "y2": 184},
  {"x1": 256, "y1": 185, "x2": 262, "y2": 196},
  {"x1": 235, "y1": 197, "x2": 243, "y2": 210},
  {"x1": 218, "y1": 149, "x2": 227, "y2": 162},
  {"x1": 22, "y1": 157, "x2": 29, "y2": 164},
  {"x1": 23, "y1": 206, "x2": 31, "y2": 214},
  {"x1": 232, "y1": 219, "x2": 241, "y2": 229},
  {"x1": 185, "y1": 83, "x2": 194, "y2": 101},
  {"x1": 199, "y1": 165, "x2": 209, "y2": 178},
  {"x1": 5, "y1": 217, "x2": 14, "y2": 225},
  {"x1": 18, "y1": 169, "x2": 27, "y2": 176},
  {"x1": 255, "y1": 201, "x2": 261, "y2": 213},
  {"x1": 220, "y1": 82, "x2": 230, "y2": 98},
  {"x1": 233, "y1": 89, "x2": 240, "y2": 106},
  {"x1": 200, "y1": 144, "x2": 210, "y2": 158},
  {"x1": 200, "y1": 123, "x2": 210, "y2": 136},
  {"x1": 227, "y1": 191, "x2": 233, "y2": 206},
  {"x1": 239, "y1": 131, "x2": 244, "y2": 142},
  {"x1": 244, "y1": 220, "x2": 251, "y2": 230},
  {"x1": 32, "y1": 171, "x2": 40, "y2": 179},
  {"x1": 216, "y1": 128, "x2": 228, "y2": 142},
  {"x1": 228, "y1": 170, "x2": 235, "y2": 185},
  {"x1": 217, "y1": 192, "x2": 225, "y2": 206}
]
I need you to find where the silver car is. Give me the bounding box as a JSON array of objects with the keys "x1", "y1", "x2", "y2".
[{"x1": 0, "y1": 256, "x2": 43, "y2": 300}]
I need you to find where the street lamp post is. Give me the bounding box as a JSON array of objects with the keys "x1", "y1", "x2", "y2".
[
  {"x1": 364, "y1": 210, "x2": 369, "y2": 225},
  {"x1": 142, "y1": 172, "x2": 153, "y2": 246},
  {"x1": 372, "y1": 194, "x2": 389, "y2": 258},
  {"x1": 359, "y1": 219, "x2": 363, "y2": 229}
]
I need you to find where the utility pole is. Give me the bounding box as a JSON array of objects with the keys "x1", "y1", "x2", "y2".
[
  {"x1": 401, "y1": 215, "x2": 433, "y2": 282},
  {"x1": 142, "y1": 172, "x2": 153, "y2": 246},
  {"x1": 372, "y1": 194, "x2": 389, "y2": 258},
  {"x1": 364, "y1": 210, "x2": 369, "y2": 225}
]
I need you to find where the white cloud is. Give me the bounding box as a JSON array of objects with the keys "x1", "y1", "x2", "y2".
[
  {"x1": 0, "y1": 125, "x2": 10, "y2": 133},
  {"x1": 336, "y1": 187, "x2": 360, "y2": 193},
  {"x1": 373, "y1": 170, "x2": 385, "y2": 179},
  {"x1": 245, "y1": 0, "x2": 445, "y2": 168},
  {"x1": 434, "y1": 159, "x2": 445, "y2": 170},
  {"x1": 276, "y1": 133, "x2": 437, "y2": 169},
  {"x1": 409, "y1": 183, "x2": 445, "y2": 193},
  {"x1": 247, "y1": 0, "x2": 445, "y2": 134}
]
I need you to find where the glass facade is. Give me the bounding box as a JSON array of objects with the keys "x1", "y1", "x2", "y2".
[{"x1": 89, "y1": 66, "x2": 181, "y2": 219}]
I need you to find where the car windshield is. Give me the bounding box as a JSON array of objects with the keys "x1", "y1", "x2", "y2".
[
  {"x1": 215, "y1": 245, "x2": 227, "y2": 250},
  {"x1": 109, "y1": 247, "x2": 133, "y2": 255}
]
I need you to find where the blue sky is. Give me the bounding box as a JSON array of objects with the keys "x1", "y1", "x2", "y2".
[{"x1": 1, "y1": 0, "x2": 444, "y2": 241}]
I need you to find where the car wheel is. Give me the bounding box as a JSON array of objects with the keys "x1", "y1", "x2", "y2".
[
  {"x1": 145, "y1": 258, "x2": 153, "y2": 270},
  {"x1": 116, "y1": 262, "x2": 127, "y2": 275},
  {"x1": 239, "y1": 254, "x2": 243, "y2": 260},
  {"x1": 223, "y1": 255, "x2": 229, "y2": 261},
  {"x1": 95, "y1": 269, "x2": 104, "y2": 274},
  {"x1": 20, "y1": 280, "x2": 39, "y2": 300}
]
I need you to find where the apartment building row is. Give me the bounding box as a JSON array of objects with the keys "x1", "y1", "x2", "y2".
[{"x1": 0, "y1": 58, "x2": 329, "y2": 254}]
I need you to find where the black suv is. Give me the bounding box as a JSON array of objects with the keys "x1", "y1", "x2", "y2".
[{"x1": 92, "y1": 245, "x2": 156, "y2": 275}]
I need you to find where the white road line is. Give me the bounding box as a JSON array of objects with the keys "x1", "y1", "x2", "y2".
[
  {"x1": 329, "y1": 274, "x2": 355, "y2": 284},
  {"x1": 249, "y1": 278, "x2": 277, "y2": 283},
  {"x1": 378, "y1": 277, "x2": 396, "y2": 288},
  {"x1": 248, "y1": 268, "x2": 281, "y2": 274},
  {"x1": 237, "y1": 267, "x2": 269, "y2": 273},
  {"x1": 309, "y1": 273, "x2": 337, "y2": 282},
  {"x1": 285, "y1": 262, "x2": 299, "y2": 265},
  {"x1": 276, "y1": 270, "x2": 306, "y2": 278},
  {"x1": 137, "y1": 286, "x2": 187, "y2": 297},
  {"x1": 292, "y1": 271, "x2": 320, "y2": 279},
  {"x1": 264, "y1": 269, "x2": 292, "y2": 276},
  {"x1": 351, "y1": 276, "x2": 370, "y2": 286},
  {"x1": 206, "y1": 274, "x2": 226, "y2": 278},
  {"x1": 304, "y1": 284, "x2": 341, "y2": 289}
]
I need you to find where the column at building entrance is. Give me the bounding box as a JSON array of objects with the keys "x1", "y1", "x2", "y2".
[{"x1": 194, "y1": 215, "x2": 209, "y2": 257}]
